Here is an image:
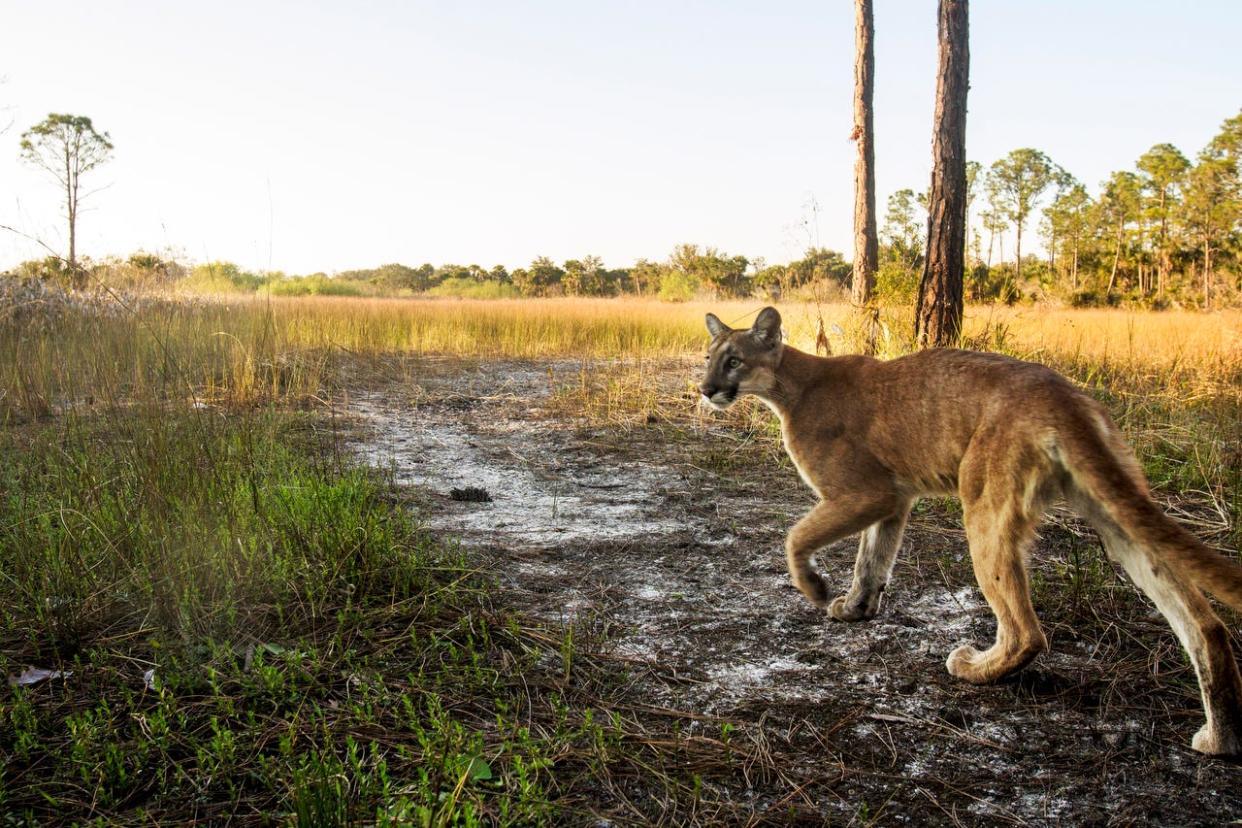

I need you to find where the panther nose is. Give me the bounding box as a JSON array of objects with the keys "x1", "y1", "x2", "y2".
[{"x1": 699, "y1": 383, "x2": 717, "y2": 398}]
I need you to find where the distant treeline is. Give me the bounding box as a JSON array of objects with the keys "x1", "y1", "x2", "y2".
[
  {"x1": 331, "y1": 245, "x2": 853, "y2": 301},
  {"x1": 7, "y1": 108, "x2": 1239, "y2": 308},
  {"x1": 7, "y1": 245, "x2": 854, "y2": 303}
]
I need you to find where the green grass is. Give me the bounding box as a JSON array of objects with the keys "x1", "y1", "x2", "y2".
[
  {"x1": 0, "y1": 408, "x2": 529, "y2": 821},
  {"x1": 0, "y1": 402, "x2": 777, "y2": 825}
]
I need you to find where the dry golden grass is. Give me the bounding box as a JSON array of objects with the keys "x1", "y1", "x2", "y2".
[
  {"x1": 2, "y1": 293, "x2": 1235, "y2": 543},
  {"x1": 960, "y1": 305, "x2": 1241, "y2": 392},
  {"x1": 4, "y1": 292, "x2": 1236, "y2": 414},
  {"x1": 208, "y1": 295, "x2": 1242, "y2": 389}
]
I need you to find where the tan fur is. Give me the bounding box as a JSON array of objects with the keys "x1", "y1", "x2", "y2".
[{"x1": 700, "y1": 308, "x2": 1242, "y2": 754}]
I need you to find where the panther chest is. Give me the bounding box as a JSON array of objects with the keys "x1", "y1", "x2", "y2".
[{"x1": 779, "y1": 421, "x2": 825, "y2": 497}]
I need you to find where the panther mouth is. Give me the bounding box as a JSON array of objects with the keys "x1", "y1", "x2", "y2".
[{"x1": 701, "y1": 392, "x2": 736, "y2": 412}]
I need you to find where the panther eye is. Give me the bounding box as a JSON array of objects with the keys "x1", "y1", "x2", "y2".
[{"x1": 726, "y1": 356, "x2": 741, "y2": 370}]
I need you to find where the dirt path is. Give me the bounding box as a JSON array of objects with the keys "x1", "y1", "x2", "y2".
[{"x1": 346, "y1": 357, "x2": 1242, "y2": 826}]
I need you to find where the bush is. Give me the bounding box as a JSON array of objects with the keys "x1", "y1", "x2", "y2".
[
  {"x1": 14, "y1": 256, "x2": 79, "y2": 287},
  {"x1": 426, "y1": 277, "x2": 519, "y2": 299},
  {"x1": 657, "y1": 270, "x2": 698, "y2": 302},
  {"x1": 180, "y1": 262, "x2": 265, "y2": 294},
  {"x1": 1068, "y1": 289, "x2": 1122, "y2": 308},
  {"x1": 91, "y1": 253, "x2": 186, "y2": 291},
  {"x1": 265, "y1": 274, "x2": 363, "y2": 297},
  {"x1": 875, "y1": 261, "x2": 918, "y2": 304}
]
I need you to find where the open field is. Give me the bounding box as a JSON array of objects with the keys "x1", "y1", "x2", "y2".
[{"x1": 2, "y1": 292, "x2": 1240, "y2": 824}]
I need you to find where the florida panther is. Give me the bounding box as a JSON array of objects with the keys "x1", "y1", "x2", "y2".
[{"x1": 699, "y1": 306, "x2": 1242, "y2": 754}]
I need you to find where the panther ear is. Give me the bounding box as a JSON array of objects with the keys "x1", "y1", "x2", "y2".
[
  {"x1": 705, "y1": 313, "x2": 729, "y2": 338},
  {"x1": 751, "y1": 306, "x2": 782, "y2": 348}
]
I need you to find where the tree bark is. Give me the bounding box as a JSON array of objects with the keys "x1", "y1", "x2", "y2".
[
  {"x1": 68, "y1": 198, "x2": 76, "y2": 270},
  {"x1": 64, "y1": 141, "x2": 76, "y2": 269},
  {"x1": 1157, "y1": 188, "x2": 1168, "y2": 296},
  {"x1": 915, "y1": 0, "x2": 969, "y2": 348},
  {"x1": 1106, "y1": 219, "x2": 1122, "y2": 297},
  {"x1": 1203, "y1": 238, "x2": 1212, "y2": 309},
  {"x1": 1015, "y1": 225, "x2": 1022, "y2": 283},
  {"x1": 1137, "y1": 224, "x2": 1146, "y2": 294},
  {"x1": 850, "y1": 0, "x2": 878, "y2": 333},
  {"x1": 1071, "y1": 235, "x2": 1079, "y2": 289}
]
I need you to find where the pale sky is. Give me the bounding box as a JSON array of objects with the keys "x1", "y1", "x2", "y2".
[{"x1": 1, "y1": 1, "x2": 1239, "y2": 274}]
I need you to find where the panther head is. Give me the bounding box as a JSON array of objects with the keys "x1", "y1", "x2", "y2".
[{"x1": 699, "y1": 307, "x2": 783, "y2": 410}]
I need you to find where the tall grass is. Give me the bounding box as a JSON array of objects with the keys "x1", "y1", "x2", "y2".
[
  {"x1": 9, "y1": 294, "x2": 1234, "y2": 420},
  {"x1": 2, "y1": 291, "x2": 1236, "y2": 554},
  {"x1": 0, "y1": 406, "x2": 621, "y2": 823},
  {"x1": 1, "y1": 297, "x2": 323, "y2": 421},
  {"x1": 0, "y1": 408, "x2": 435, "y2": 651},
  {"x1": 5, "y1": 295, "x2": 1236, "y2": 446}
]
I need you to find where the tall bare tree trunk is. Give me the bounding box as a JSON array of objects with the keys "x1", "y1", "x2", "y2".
[
  {"x1": 68, "y1": 200, "x2": 76, "y2": 269},
  {"x1": 915, "y1": 0, "x2": 969, "y2": 348},
  {"x1": 1106, "y1": 220, "x2": 1123, "y2": 296},
  {"x1": 64, "y1": 142, "x2": 77, "y2": 270},
  {"x1": 1071, "y1": 235, "x2": 1079, "y2": 289},
  {"x1": 1157, "y1": 189, "x2": 1168, "y2": 296},
  {"x1": 850, "y1": 0, "x2": 878, "y2": 352},
  {"x1": 1203, "y1": 239, "x2": 1212, "y2": 309},
  {"x1": 1015, "y1": 223, "x2": 1022, "y2": 286},
  {"x1": 1137, "y1": 225, "x2": 1147, "y2": 294}
]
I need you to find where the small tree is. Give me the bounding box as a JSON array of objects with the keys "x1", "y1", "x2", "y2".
[
  {"x1": 1180, "y1": 111, "x2": 1241, "y2": 308},
  {"x1": 1043, "y1": 183, "x2": 1091, "y2": 290},
  {"x1": 563, "y1": 258, "x2": 608, "y2": 296},
  {"x1": 19, "y1": 113, "x2": 114, "y2": 272},
  {"x1": 1183, "y1": 156, "x2": 1238, "y2": 309},
  {"x1": 979, "y1": 207, "x2": 1006, "y2": 271},
  {"x1": 987, "y1": 148, "x2": 1057, "y2": 286},
  {"x1": 562, "y1": 254, "x2": 608, "y2": 296},
  {"x1": 562, "y1": 259, "x2": 586, "y2": 295},
  {"x1": 1099, "y1": 171, "x2": 1141, "y2": 297},
  {"x1": 630, "y1": 259, "x2": 666, "y2": 296},
  {"x1": 698, "y1": 252, "x2": 750, "y2": 298},
  {"x1": 882, "y1": 190, "x2": 924, "y2": 267},
  {"x1": 1136, "y1": 143, "x2": 1190, "y2": 296},
  {"x1": 515, "y1": 256, "x2": 564, "y2": 296}
]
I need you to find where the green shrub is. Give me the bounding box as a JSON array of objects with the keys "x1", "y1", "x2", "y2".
[
  {"x1": 180, "y1": 261, "x2": 265, "y2": 294},
  {"x1": 657, "y1": 270, "x2": 698, "y2": 302},
  {"x1": 14, "y1": 256, "x2": 78, "y2": 286},
  {"x1": 874, "y1": 261, "x2": 918, "y2": 304},
  {"x1": 265, "y1": 273, "x2": 363, "y2": 297},
  {"x1": 426, "y1": 277, "x2": 520, "y2": 299}
]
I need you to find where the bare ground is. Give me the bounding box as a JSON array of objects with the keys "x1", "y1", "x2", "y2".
[{"x1": 343, "y1": 356, "x2": 1242, "y2": 826}]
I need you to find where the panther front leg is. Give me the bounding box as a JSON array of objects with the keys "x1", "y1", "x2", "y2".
[
  {"x1": 785, "y1": 494, "x2": 904, "y2": 614},
  {"x1": 827, "y1": 506, "x2": 912, "y2": 621}
]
